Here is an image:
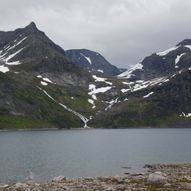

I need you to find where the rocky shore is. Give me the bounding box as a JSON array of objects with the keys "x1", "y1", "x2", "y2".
[{"x1": 1, "y1": 164, "x2": 191, "y2": 191}]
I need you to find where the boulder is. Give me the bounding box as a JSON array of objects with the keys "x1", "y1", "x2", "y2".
[
  {"x1": 147, "y1": 171, "x2": 167, "y2": 184},
  {"x1": 0, "y1": 184, "x2": 9, "y2": 189},
  {"x1": 52, "y1": 175, "x2": 67, "y2": 183},
  {"x1": 14, "y1": 182, "x2": 29, "y2": 190},
  {"x1": 181, "y1": 183, "x2": 191, "y2": 190}
]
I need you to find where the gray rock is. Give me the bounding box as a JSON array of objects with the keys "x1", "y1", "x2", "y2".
[
  {"x1": 14, "y1": 182, "x2": 29, "y2": 189},
  {"x1": 147, "y1": 171, "x2": 167, "y2": 184},
  {"x1": 52, "y1": 175, "x2": 67, "y2": 183},
  {"x1": 181, "y1": 183, "x2": 191, "y2": 189},
  {"x1": 105, "y1": 187, "x2": 114, "y2": 191},
  {"x1": 164, "y1": 183, "x2": 171, "y2": 187},
  {"x1": 184, "y1": 175, "x2": 191, "y2": 181},
  {"x1": 0, "y1": 184, "x2": 9, "y2": 189}
]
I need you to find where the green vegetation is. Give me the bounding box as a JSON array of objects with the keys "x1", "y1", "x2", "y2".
[
  {"x1": 1, "y1": 63, "x2": 191, "y2": 129},
  {"x1": 89, "y1": 96, "x2": 191, "y2": 128},
  {"x1": 0, "y1": 115, "x2": 52, "y2": 129},
  {"x1": 0, "y1": 72, "x2": 89, "y2": 129}
]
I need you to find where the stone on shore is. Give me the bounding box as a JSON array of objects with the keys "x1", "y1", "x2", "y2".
[
  {"x1": 2, "y1": 164, "x2": 191, "y2": 191},
  {"x1": 52, "y1": 175, "x2": 67, "y2": 183},
  {"x1": 147, "y1": 171, "x2": 167, "y2": 184},
  {"x1": 14, "y1": 182, "x2": 29, "y2": 190},
  {"x1": 0, "y1": 184, "x2": 9, "y2": 189}
]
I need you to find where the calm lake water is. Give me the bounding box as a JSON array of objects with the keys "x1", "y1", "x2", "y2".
[{"x1": 0, "y1": 128, "x2": 191, "y2": 183}]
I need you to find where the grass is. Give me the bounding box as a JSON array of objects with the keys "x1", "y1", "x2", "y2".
[{"x1": 0, "y1": 115, "x2": 52, "y2": 129}]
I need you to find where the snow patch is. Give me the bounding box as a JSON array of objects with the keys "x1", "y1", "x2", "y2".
[
  {"x1": 89, "y1": 84, "x2": 96, "y2": 90},
  {"x1": 40, "y1": 81, "x2": 48, "y2": 86},
  {"x1": 0, "y1": 65, "x2": 9, "y2": 73},
  {"x1": 92, "y1": 75, "x2": 106, "y2": 82},
  {"x1": 90, "y1": 86, "x2": 112, "y2": 94},
  {"x1": 6, "y1": 48, "x2": 24, "y2": 63},
  {"x1": 42, "y1": 77, "x2": 55, "y2": 84},
  {"x1": 0, "y1": 48, "x2": 24, "y2": 66},
  {"x1": 105, "y1": 98, "x2": 119, "y2": 111},
  {"x1": 123, "y1": 77, "x2": 171, "y2": 93},
  {"x1": 89, "y1": 84, "x2": 97, "y2": 100},
  {"x1": 164, "y1": 79, "x2": 170, "y2": 82},
  {"x1": 133, "y1": 84, "x2": 149, "y2": 92},
  {"x1": 37, "y1": 76, "x2": 55, "y2": 84},
  {"x1": 80, "y1": 53, "x2": 92, "y2": 65},
  {"x1": 5, "y1": 37, "x2": 27, "y2": 51},
  {"x1": 156, "y1": 46, "x2": 180, "y2": 56},
  {"x1": 118, "y1": 63, "x2": 143, "y2": 79},
  {"x1": 171, "y1": 74, "x2": 176, "y2": 78},
  {"x1": 88, "y1": 99, "x2": 96, "y2": 109},
  {"x1": 97, "y1": 69, "x2": 103, "y2": 73},
  {"x1": 121, "y1": 89, "x2": 130, "y2": 93},
  {"x1": 92, "y1": 75, "x2": 112, "y2": 85},
  {"x1": 185, "y1": 45, "x2": 191, "y2": 50},
  {"x1": 6, "y1": 61, "x2": 21, "y2": 65},
  {"x1": 175, "y1": 53, "x2": 186, "y2": 66},
  {"x1": 88, "y1": 84, "x2": 112, "y2": 100},
  {"x1": 143, "y1": 92, "x2": 154, "y2": 98},
  {"x1": 180, "y1": 112, "x2": 191, "y2": 118}
]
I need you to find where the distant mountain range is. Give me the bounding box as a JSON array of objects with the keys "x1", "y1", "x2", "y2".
[{"x1": 0, "y1": 22, "x2": 190, "y2": 129}]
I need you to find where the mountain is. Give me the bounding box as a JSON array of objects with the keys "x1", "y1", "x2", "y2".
[
  {"x1": 65, "y1": 49, "x2": 121, "y2": 76},
  {"x1": 119, "y1": 40, "x2": 191, "y2": 80},
  {"x1": 92, "y1": 39, "x2": 191, "y2": 128},
  {"x1": 0, "y1": 22, "x2": 190, "y2": 129},
  {"x1": 0, "y1": 22, "x2": 94, "y2": 129},
  {"x1": 90, "y1": 68, "x2": 191, "y2": 128},
  {"x1": 0, "y1": 22, "x2": 82, "y2": 74}
]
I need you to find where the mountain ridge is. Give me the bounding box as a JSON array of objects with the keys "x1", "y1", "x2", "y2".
[{"x1": 119, "y1": 39, "x2": 191, "y2": 80}]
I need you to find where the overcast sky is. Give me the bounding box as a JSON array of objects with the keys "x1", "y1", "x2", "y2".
[{"x1": 0, "y1": 0, "x2": 191, "y2": 68}]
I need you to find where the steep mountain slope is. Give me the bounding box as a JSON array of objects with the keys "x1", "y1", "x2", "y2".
[
  {"x1": 0, "y1": 72, "x2": 85, "y2": 129},
  {"x1": 0, "y1": 22, "x2": 96, "y2": 129},
  {"x1": 92, "y1": 40, "x2": 191, "y2": 128},
  {"x1": 119, "y1": 40, "x2": 191, "y2": 80},
  {"x1": 90, "y1": 68, "x2": 191, "y2": 128},
  {"x1": 0, "y1": 22, "x2": 89, "y2": 76},
  {"x1": 65, "y1": 49, "x2": 121, "y2": 76},
  {"x1": 91, "y1": 39, "x2": 191, "y2": 127}
]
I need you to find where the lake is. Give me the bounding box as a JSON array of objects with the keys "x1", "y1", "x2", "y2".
[{"x1": 0, "y1": 128, "x2": 191, "y2": 183}]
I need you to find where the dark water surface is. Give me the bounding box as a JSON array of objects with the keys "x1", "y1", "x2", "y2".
[{"x1": 0, "y1": 128, "x2": 191, "y2": 182}]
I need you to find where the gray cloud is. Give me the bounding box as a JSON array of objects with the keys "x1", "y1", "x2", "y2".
[{"x1": 0, "y1": 0, "x2": 191, "y2": 68}]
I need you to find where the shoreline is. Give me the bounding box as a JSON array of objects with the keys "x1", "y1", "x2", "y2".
[
  {"x1": 1, "y1": 164, "x2": 191, "y2": 190},
  {"x1": 1, "y1": 126, "x2": 191, "y2": 132}
]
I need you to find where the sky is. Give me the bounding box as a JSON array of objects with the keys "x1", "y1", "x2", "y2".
[{"x1": 0, "y1": 0, "x2": 191, "y2": 69}]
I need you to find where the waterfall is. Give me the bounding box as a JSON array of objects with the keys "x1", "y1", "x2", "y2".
[{"x1": 37, "y1": 87, "x2": 90, "y2": 128}]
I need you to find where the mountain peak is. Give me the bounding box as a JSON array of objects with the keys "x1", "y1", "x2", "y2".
[
  {"x1": 24, "y1": 22, "x2": 38, "y2": 33},
  {"x1": 28, "y1": 21, "x2": 37, "y2": 27}
]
